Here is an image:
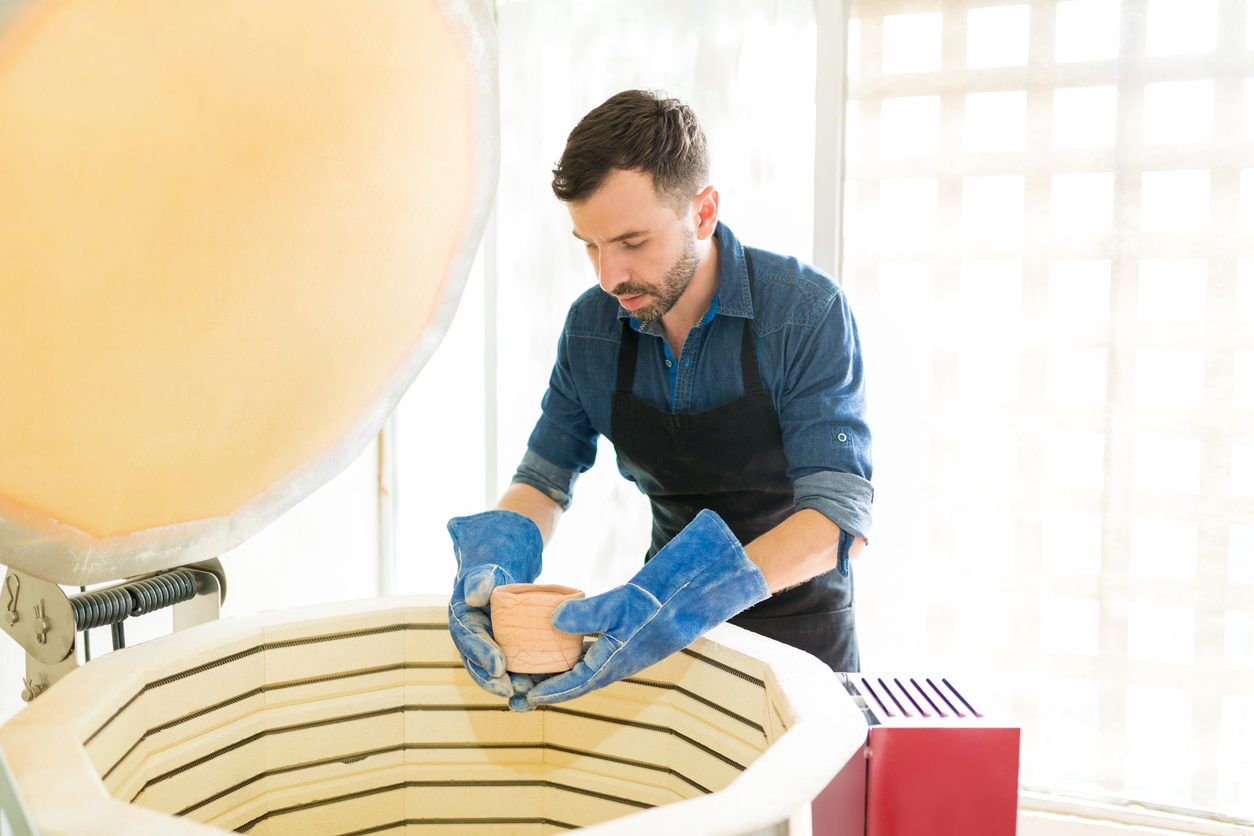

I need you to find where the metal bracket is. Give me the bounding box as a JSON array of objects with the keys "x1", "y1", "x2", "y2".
[
  {"x1": 0, "y1": 559, "x2": 227, "y2": 703},
  {"x1": 173, "y1": 561, "x2": 224, "y2": 632},
  {"x1": 0, "y1": 573, "x2": 77, "y2": 702}
]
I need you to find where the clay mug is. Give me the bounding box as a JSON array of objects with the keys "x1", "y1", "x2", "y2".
[{"x1": 489, "y1": 583, "x2": 586, "y2": 673}]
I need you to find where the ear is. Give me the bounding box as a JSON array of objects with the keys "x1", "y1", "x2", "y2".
[{"x1": 691, "y1": 186, "x2": 719, "y2": 240}]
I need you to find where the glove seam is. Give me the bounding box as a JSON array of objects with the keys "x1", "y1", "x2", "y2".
[
  {"x1": 449, "y1": 604, "x2": 504, "y2": 677},
  {"x1": 537, "y1": 594, "x2": 663, "y2": 701},
  {"x1": 626, "y1": 582, "x2": 662, "y2": 609}
]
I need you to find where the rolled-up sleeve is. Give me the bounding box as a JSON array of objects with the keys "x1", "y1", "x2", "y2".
[
  {"x1": 777, "y1": 289, "x2": 873, "y2": 540},
  {"x1": 794, "y1": 470, "x2": 873, "y2": 541},
  {"x1": 511, "y1": 448, "x2": 581, "y2": 511},
  {"x1": 511, "y1": 317, "x2": 600, "y2": 510}
]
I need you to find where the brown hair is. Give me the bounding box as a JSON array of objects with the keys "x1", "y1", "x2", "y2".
[{"x1": 551, "y1": 90, "x2": 709, "y2": 212}]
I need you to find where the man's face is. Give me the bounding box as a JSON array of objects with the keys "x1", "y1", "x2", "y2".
[{"x1": 569, "y1": 168, "x2": 699, "y2": 324}]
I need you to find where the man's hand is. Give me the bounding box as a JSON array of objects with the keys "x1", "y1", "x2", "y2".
[
  {"x1": 447, "y1": 510, "x2": 544, "y2": 708},
  {"x1": 523, "y1": 509, "x2": 770, "y2": 708}
]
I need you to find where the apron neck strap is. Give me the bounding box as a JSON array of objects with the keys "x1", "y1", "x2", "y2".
[
  {"x1": 740, "y1": 249, "x2": 762, "y2": 395},
  {"x1": 615, "y1": 318, "x2": 639, "y2": 394}
]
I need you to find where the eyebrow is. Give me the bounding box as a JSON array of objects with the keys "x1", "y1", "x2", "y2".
[{"x1": 572, "y1": 229, "x2": 650, "y2": 244}]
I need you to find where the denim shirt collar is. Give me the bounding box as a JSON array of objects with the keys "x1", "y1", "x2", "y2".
[{"x1": 618, "y1": 221, "x2": 754, "y2": 334}]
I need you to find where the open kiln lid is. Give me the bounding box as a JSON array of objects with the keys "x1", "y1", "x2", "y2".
[{"x1": 0, "y1": 0, "x2": 499, "y2": 585}]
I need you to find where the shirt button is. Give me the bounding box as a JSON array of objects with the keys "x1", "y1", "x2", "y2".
[
  {"x1": 837, "y1": 432, "x2": 849, "y2": 443},
  {"x1": 665, "y1": 360, "x2": 673, "y2": 367}
]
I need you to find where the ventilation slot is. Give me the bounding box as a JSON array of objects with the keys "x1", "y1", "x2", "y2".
[{"x1": 848, "y1": 676, "x2": 982, "y2": 721}]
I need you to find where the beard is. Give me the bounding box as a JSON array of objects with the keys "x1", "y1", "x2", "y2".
[{"x1": 612, "y1": 231, "x2": 700, "y2": 323}]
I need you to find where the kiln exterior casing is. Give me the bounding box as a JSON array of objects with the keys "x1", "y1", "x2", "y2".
[{"x1": 0, "y1": 597, "x2": 867, "y2": 835}]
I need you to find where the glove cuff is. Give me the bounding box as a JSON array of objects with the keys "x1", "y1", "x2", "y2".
[
  {"x1": 447, "y1": 509, "x2": 543, "y2": 583},
  {"x1": 636, "y1": 509, "x2": 770, "y2": 614}
]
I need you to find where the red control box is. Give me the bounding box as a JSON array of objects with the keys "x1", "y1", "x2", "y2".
[{"x1": 811, "y1": 674, "x2": 1020, "y2": 836}]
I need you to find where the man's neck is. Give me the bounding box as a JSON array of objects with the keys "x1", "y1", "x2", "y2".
[{"x1": 659, "y1": 235, "x2": 719, "y2": 356}]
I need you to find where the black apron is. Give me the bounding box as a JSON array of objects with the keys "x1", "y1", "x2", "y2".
[{"x1": 607, "y1": 250, "x2": 859, "y2": 672}]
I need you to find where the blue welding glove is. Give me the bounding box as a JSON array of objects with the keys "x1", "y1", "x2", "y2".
[
  {"x1": 524, "y1": 509, "x2": 771, "y2": 708},
  {"x1": 448, "y1": 510, "x2": 543, "y2": 704}
]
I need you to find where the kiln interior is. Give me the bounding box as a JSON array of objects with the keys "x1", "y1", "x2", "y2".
[{"x1": 73, "y1": 602, "x2": 791, "y2": 835}]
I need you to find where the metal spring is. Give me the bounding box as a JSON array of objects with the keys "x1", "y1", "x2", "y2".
[{"x1": 70, "y1": 569, "x2": 198, "y2": 632}]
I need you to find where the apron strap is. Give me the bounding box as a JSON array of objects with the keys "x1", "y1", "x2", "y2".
[
  {"x1": 740, "y1": 249, "x2": 762, "y2": 395},
  {"x1": 615, "y1": 318, "x2": 638, "y2": 395}
]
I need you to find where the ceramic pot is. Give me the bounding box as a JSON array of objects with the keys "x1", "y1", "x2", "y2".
[{"x1": 489, "y1": 583, "x2": 586, "y2": 673}]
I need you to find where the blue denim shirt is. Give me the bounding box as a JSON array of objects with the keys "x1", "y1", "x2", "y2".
[{"x1": 513, "y1": 222, "x2": 873, "y2": 541}]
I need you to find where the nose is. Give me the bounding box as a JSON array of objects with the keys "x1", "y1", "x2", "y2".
[{"x1": 596, "y1": 248, "x2": 630, "y2": 295}]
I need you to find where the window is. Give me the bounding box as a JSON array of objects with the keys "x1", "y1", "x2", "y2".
[{"x1": 847, "y1": 0, "x2": 1254, "y2": 815}]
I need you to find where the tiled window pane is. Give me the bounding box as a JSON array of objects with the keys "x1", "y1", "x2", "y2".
[
  {"x1": 845, "y1": 101, "x2": 859, "y2": 162},
  {"x1": 1137, "y1": 259, "x2": 1207, "y2": 322},
  {"x1": 1239, "y1": 260, "x2": 1254, "y2": 322},
  {"x1": 1143, "y1": 81, "x2": 1215, "y2": 144},
  {"x1": 1146, "y1": 0, "x2": 1217, "y2": 56},
  {"x1": 959, "y1": 347, "x2": 1021, "y2": 405},
  {"x1": 1046, "y1": 348, "x2": 1108, "y2": 407},
  {"x1": 876, "y1": 347, "x2": 934, "y2": 405},
  {"x1": 1055, "y1": 0, "x2": 1120, "y2": 62},
  {"x1": 1043, "y1": 513, "x2": 1103, "y2": 575},
  {"x1": 1035, "y1": 679, "x2": 1100, "y2": 785},
  {"x1": 1134, "y1": 348, "x2": 1205, "y2": 410},
  {"x1": 883, "y1": 13, "x2": 942, "y2": 74},
  {"x1": 1242, "y1": 170, "x2": 1254, "y2": 231},
  {"x1": 1051, "y1": 173, "x2": 1114, "y2": 233},
  {"x1": 845, "y1": 179, "x2": 859, "y2": 237},
  {"x1": 1129, "y1": 517, "x2": 1198, "y2": 580},
  {"x1": 1048, "y1": 260, "x2": 1111, "y2": 321},
  {"x1": 1131, "y1": 434, "x2": 1201, "y2": 495},
  {"x1": 877, "y1": 260, "x2": 935, "y2": 319},
  {"x1": 1232, "y1": 525, "x2": 1254, "y2": 584},
  {"x1": 881, "y1": 96, "x2": 940, "y2": 157},
  {"x1": 879, "y1": 178, "x2": 938, "y2": 241},
  {"x1": 1126, "y1": 686, "x2": 1194, "y2": 803},
  {"x1": 967, "y1": 5, "x2": 1029, "y2": 68},
  {"x1": 876, "y1": 261, "x2": 936, "y2": 406},
  {"x1": 1141, "y1": 170, "x2": 1210, "y2": 232},
  {"x1": 1127, "y1": 603, "x2": 1195, "y2": 664},
  {"x1": 1244, "y1": 78, "x2": 1254, "y2": 141},
  {"x1": 1233, "y1": 439, "x2": 1254, "y2": 497},
  {"x1": 1235, "y1": 351, "x2": 1254, "y2": 410},
  {"x1": 963, "y1": 176, "x2": 1025, "y2": 240},
  {"x1": 1224, "y1": 611, "x2": 1254, "y2": 669},
  {"x1": 954, "y1": 593, "x2": 1015, "y2": 648},
  {"x1": 960, "y1": 259, "x2": 1022, "y2": 326},
  {"x1": 965, "y1": 91, "x2": 1027, "y2": 152},
  {"x1": 1040, "y1": 597, "x2": 1100, "y2": 655},
  {"x1": 959, "y1": 423, "x2": 1018, "y2": 486},
  {"x1": 1219, "y1": 697, "x2": 1254, "y2": 812},
  {"x1": 1053, "y1": 86, "x2": 1118, "y2": 147},
  {"x1": 1044, "y1": 431, "x2": 1105, "y2": 491},
  {"x1": 954, "y1": 510, "x2": 1016, "y2": 574},
  {"x1": 848, "y1": 18, "x2": 861, "y2": 78}
]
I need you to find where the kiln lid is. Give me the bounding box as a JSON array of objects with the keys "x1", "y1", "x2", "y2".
[{"x1": 0, "y1": 0, "x2": 498, "y2": 584}]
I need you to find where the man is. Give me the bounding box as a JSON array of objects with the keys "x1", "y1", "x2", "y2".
[{"x1": 448, "y1": 90, "x2": 871, "y2": 712}]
